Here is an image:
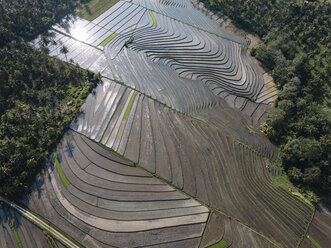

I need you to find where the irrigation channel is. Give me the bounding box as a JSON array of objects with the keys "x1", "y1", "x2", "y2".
[{"x1": 23, "y1": 0, "x2": 315, "y2": 247}]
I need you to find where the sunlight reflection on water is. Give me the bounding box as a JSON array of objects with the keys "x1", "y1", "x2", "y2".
[{"x1": 70, "y1": 25, "x2": 88, "y2": 41}]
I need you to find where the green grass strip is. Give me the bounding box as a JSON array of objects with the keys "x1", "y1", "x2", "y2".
[
  {"x1": 149, "y1": 10, "x2": 157, "y2": 27},
  {"x1": 78, "y1": 0, "x2": 120, "y2": 21},
  {"x1": 53, "y1": 151, "x2": 70, "y2": 186},
  {"x1": 8, "y1": 220, "x2": 23, "y2": 248},
  {"x1": 208, "y1": 239, "x2": 228, "y2": 248},
  {"x1": 124, "y1": 92, "x2": 137, "y2": 120},
  {"x1": 12, "y1": 226, "x2": 23, "y2": 248},
  {"x1": 100, "y1": 33, "x2": 117, "y2": 47},
  {"x1": 307, "y1": 235, "x2": 322, "y2": 248},
  {"x1": 45, "y1": 232, "x2": 59, "y2": 248}
]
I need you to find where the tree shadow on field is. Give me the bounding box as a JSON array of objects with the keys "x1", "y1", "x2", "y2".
[
  {"x1": 69, "y1": 111, "x2": 86, "y2": 131},
  {"x1": 64, "y1": 140, "x2": 75, "y2": 158},
  {"x1": 0, "y1": 204, "x2": 24, "y2": 246},
  {"x1": 20, "y1": 132, "x2": 78, "y2": 217},
  {"x1": 316, "y1": 197, "x2": 331, "y2": 213},
  {"x1": 1, "y1": 132, "x2": 81, "y2": 247}
]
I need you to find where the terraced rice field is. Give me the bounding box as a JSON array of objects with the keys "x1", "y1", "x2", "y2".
[
  {"x1": 70, "y1": 81, "x2": 312, "y2": 247},
  {"x1": 0, "y1": 205, "x2": 55, "y2": 248},
  {"x1": 26, "y1": 131, "x2": 209, "y2": 247},
  {"x1": 37, "y1": 0, "x2": 278, "y2": 126},
  {"x1": 200, "y1": 211, "x2": 276, "y2": 247},
  {"x1": 23, "y1": 0, "x2": 320, "y2": 247}
]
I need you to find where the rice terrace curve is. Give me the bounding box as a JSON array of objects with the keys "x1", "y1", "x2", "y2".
[{"x1": 2, "y1": 0, "x2": 328, "y2": 248}]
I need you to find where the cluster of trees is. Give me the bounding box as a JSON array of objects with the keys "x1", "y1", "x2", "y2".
[
  {"x1": 0, "y1": 0, "x2": 99, "y2": 199},
  {"x1": 201, "y1": 0, "x2": 330, "y2": 201},
  {"x1": 0, "y1": 0, "x2": 79, "y2": 47}
]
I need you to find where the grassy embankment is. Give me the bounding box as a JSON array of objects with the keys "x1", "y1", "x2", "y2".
[
  {"x1": 53, "y1": 151, "x2": 70, "y2": 186},
  {"x1": 8, "y1": 219, "x2": 23, "y2": 248},
  {"x1": 124, "y1": 92, "x2": 138, "y2": 120},
  {"x1": 208, "y1": 239, "x2": 228, "y2": 248},
  {"x1": 100, "y1": 33, "x2": 118, "y2": 46},
  {"x1": 270, "y1": 152, "x2": 314, "y2": 208},
  {"x1": 149, "y1": 10, "x2": 157, "y2": 27},
  {"x1": 307, "y1": 235, "x2": 322, "y2": 248}
]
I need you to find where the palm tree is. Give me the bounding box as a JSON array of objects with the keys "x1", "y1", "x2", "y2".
[{"x1": 60, "y1": 45, "x2": 69, "y2": 61}]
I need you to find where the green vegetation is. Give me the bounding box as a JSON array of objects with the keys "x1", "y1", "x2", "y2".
[
  {"x1": 100, "y1": 33, "x2": 118, "y2": 47},
  {"x1": 273, "y1": 173, "x2": 313, "y2": 207},
  {"x1": 271, "y1": 151, "x2": 314, "y2": 206},
  {"x1": 44, "y1": 231, "x2": 60, "y2": 248},
  {"x1": 149, "y1": 10, "x2": 158, "y2": 27},
  {"x1": 201, "y1": 0, "x2": 330, "y2": 201},
  {"x1": 0, "y1": 1, "x2": 78, "y2": 48},
  {"x1": 78, "y1": 0, "x2": 120, "y2": 21},
  {"x1": 124, "y1": 36, "x2": 134, "y2": 47},
  {"x1": 307, "y1": 235, "x2": 322, "y2": 248},
  {"x1": 0, "y1": 0, "x2": 100, "y2": 200},
  {"x1": 124, "y1": 92, "x2": 138, "y2": 120},
  {"x1": 208, "y1": 239, "x2": 228, "y2": 248},
  {"x1": 12, "y1": 226, "x2": 23, "y2": 248},
  {"x1": 53, "y1": 152, "x2": 70, "y2": 186},
  {"x1": 272, "y1": 173, "x2": 300, "y2": 197},
  {"x1": 8, "y1": 219, "x2": 23, "y2": 248}
]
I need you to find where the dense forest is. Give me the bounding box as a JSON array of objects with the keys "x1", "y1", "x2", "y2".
[
  {"x1": 201, "y1": 0, "x2": 330, "y2": 201},
  {"x1": 0, "y1": 0, "x2": 99, "y2": 199}
]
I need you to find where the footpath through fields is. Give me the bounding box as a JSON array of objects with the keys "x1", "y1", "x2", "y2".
[{"x1": 0, "y1": 196, "x2": 82, "y2": 248}]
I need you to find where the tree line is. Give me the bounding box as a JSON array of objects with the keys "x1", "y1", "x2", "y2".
[
  {"x1": 201, "y1": 0, "x2": 330, "y2": 202},
  {"x1": 0, "y1": 0, "x2": 99, "y2": 199}
]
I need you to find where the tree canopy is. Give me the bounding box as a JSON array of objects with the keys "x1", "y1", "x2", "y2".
[{"x1": 0, "y1": 0, "x2": 99, "y2": 199}]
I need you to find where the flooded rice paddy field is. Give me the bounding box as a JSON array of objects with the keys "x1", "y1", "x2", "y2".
[{"x1": 21, "y1": 0, "x2": 320, "y2": 247}]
